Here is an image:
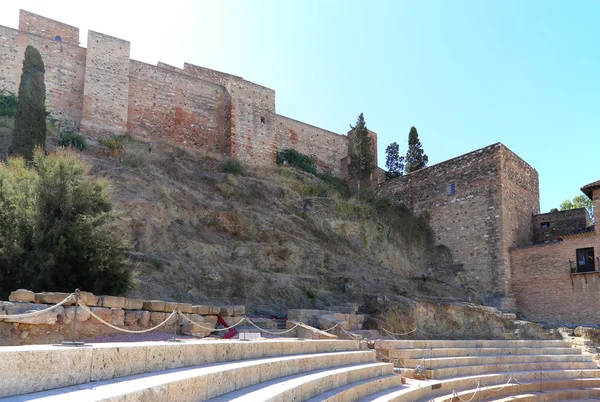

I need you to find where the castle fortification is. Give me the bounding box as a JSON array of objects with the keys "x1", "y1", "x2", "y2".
[
  {"x1": 1, "y1": 10, "x2": 372, "y2": 175},
  {"x1": 379, "y1": 143, "x2": 540, "y2": 309}
]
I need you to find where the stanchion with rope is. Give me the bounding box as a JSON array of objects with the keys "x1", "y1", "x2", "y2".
[{"x1": 61, "y1": 289, "x2": 86, "y2": 347}]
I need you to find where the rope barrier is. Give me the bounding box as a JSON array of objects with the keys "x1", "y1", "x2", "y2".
[
  {"x1": 78, "y1": 301, "x2": 178, "y2": 334},
  {"x1": 0, "y1": 293, "x2": 75, "y2": 319},
  {"x1": 319, "y1": 323, "x2": 340, "y2": 333},
  {"x1": 452, "y1": 380, "x2": 481, "y2": 402},
  {"x1": 245, "y1": 318, "x2": 304, "y2": 335},
  {"x1": 177, "y1": 312, "x2": 247, "y2": 332}
]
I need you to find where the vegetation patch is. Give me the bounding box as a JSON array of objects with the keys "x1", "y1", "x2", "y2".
[
  {"x1": 0, "y1": 149, "x2": 131, "y2": 298},
  {"x1": 58, "y1": 129, "x2": 87, "y2": 151},
  {"x1": 276, "y1": 148, "x2": 317, "y2": 174},
  {"x1": 220, "y1": 158, "x2": 245, "y2": 175},
  {"x1": 0, "y1": 90, "x2": 17, "y2": 118}
]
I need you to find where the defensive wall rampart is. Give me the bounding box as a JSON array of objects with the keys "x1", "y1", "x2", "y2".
[
  {"x1": 378, "y1": 143, "x2": 540, "y2": 308},
  {"x1": 0, "y1": 10, "x2": 372, "y2": 176}
]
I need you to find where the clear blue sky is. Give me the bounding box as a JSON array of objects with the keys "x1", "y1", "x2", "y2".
[{"x1": 1, "y1": 1, "x2": 597, "y2": 212}]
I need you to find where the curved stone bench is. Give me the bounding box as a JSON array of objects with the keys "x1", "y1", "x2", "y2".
[
  {"x1": 305, "y1": 374, "x2": 405, "y2": 402},
  {"x1": 2, "y1": 350, "x2": 376, "y2": 401},
  {"x1": 207, "y1": 362, "x2": 395, "y2": 401}
]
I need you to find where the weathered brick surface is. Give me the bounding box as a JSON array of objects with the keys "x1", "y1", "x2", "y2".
[
  {"x1": 1, "y1": 11, "x2": 375, "y2": 180},
  {"x1": 0, "y1": 25, "x2": 86, "y2": 129},
  {"x1": 379, "y1": 143, "x2": 539, "y2": 306},
  {"x1": 276, "y1": 115, "x2": 349, "y2": 175},
  {"x1": 18, "y1": 10, "x2": 80, "y2": 46},
  {"x1": 80, "y1": 30, "x2": 130, "y2": 137},
  {"x1": 532, "y1": 208, "x2": 590, "y2": 244},
  {"x1": 127, "y1": 61, "x2": 230, "y2": 152},
  {"x1": 510, "y1": 232, "x2": 599, "y2": 323}
]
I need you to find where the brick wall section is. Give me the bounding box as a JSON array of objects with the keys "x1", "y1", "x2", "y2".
[
  {"x1": 379, "y1": 144, "x2": 505, "y2": 302},
  {"x1": 499, "y1": 146, "x2": 540, "y2": 301},
  {"x1": 276, "y1": 115, "x2": 348, "y2": 175},
  {"x1": 378, "y1": 143, "x2": 539, "y2": 306},
  {"x1": 18, "y1": 10, "x2": 79, "y2": 46},
  {"x1": 532, "y1": 209, "x2": 589, "y2": 244},
  {"x1": 183, "y1": 63, "x2": 278, "y2": 165},
  {"x1": 0, "y1": 26, "x2": 85, "y2": 128},
  {"x1": 0, "y1": 11, "x2": 368, "y2": 176},
  {"x1": 80, "y1": 31, "x2": 130, "y2": 137},
  {"x1": 127, "y1": 61, "x2": 231, "y2": 152},
  {"x1": 510, "y1": 233, "x2": 600, "y2": 323}
]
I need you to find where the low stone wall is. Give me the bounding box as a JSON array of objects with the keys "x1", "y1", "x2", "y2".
[{"x1": 0, "y1": 289, "x2": 245, "y2": 345}]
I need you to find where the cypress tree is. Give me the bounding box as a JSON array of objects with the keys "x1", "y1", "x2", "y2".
[
  {"x1": 12, "y1": 45, "x2": 47, "y2": 161},
  {"x1": 385, "y1": 141, "x2": 404, "y2": 179},
  {"x1": 404, "y1": 126, "x2": 428, "y2": 173},
  {"x1": 349, "y1": 113, "x2": 375, "y2": 193}
]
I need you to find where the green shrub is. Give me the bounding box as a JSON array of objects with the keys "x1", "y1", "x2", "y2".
[
  {"x1": 100, "y1": 136, "x2": 125, "y2": 157},
  {"x1": 220, "y1": 158, "x2": 245, "y2": 175},
  {"x1": 0, "y1": 149, "x2": 131, "y2": 298},
  {"x1": 58, "y1": 130, "x2": 87, "y2": 151},
  {"x1": 316, "y1": 172, "x2": 350, "y2": 198},
  {"x1": 0, "y1": 90, "x2": 17, "y2": 118},
  {"x1": 121, "y1": 152, "x2": 146, "y2": 168},
  {"x1": 276, "y1": 149, "x2": 317, "y2": 174}
]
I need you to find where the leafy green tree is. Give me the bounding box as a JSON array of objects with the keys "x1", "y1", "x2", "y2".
[
  {"x1": 0, "y1": 90, "x2": 18, "y2": 117},
  {"x1": 385, "y1": 142, "x2": 404, "y2": 179},
  {"x1": 404, "y1": 126, "x2": 428, "y2": 173},
  {"x1": 348, "y1": 113, "x2": 375, "y2": 193},
  {"x1": 559, "y1": 195, "x2": 594, "y2": 223},
  {"x1": 12, "y1": 45, "x2": 47, "y2": 161},
  {"x1": 0, "y1": 149, "x2": 131, "y2": 298}
]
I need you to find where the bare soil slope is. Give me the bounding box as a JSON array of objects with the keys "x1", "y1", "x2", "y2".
[{"x1": 71, "y1": 138, "x2": 476, "y2": 314}]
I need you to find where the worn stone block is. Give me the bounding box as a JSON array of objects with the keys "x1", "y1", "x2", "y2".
[
  {"x1": 110, "y1": 309, "x2": 124, "y2": 326},
  {"x1": 61, "y1": 306, "x2": 91, "y2": 325},
  {"x1": 35, "y1": 292, "x2": 74, "y2": 305},
  {"x1": 124, "y1": 298, "x2": 144, "y2": 310},
  {"x1": 124, "y1": 311, "x2": 138, "y2": 326},
  {"x1": 233, "y1": 305, "x2": 246, "y2": 316},
  {"x1": 164, "y1": 302, "x2": 193, "y2": 313},
  {"x1": 192, "y1": 305, "x2": 209, "y2": 315},
  {"x1": 181, "y1": 322, "x2": 215, "y2": 337},
  {"x1": 223, "y1": 315, "x2": 244, "y2": 327},
  {"x1": 150, "y1": 312, "x2": 167, "y2": 325},
  {"x1": 90, "y1": 307, "x2": 112, "y2": 323},
  {"x1": 143, "y1": 300, "x2": 165, "y2": 312},
  {"x1": 207, "y1": 306, "x2": 221, "y2": 315},
  {"x1": 78, "y1": 291, "x2": 99, "y2": 307},
  {"x1": 100, "y1": 296, "x2": 126, "y2": 309},
  {"x1": 8, "y1": 289, "x2": 35, "y2": 302},
  {"x1": 138, "y1": 310, "x2": 151, "y2": 327},
  {"x1": 220, "y1": 306, "x2": 234, "y2": 317},
  {"x1": 203, "y1": 315, "x2": 218, "y2": 325},
  {"x1": 3, "y1": 305, "x2": 63, "y2": 325}
]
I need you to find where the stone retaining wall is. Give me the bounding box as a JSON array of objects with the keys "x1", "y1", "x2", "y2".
[{"x1": 0, "y1": 289, "x2": 245, "y2": 345}]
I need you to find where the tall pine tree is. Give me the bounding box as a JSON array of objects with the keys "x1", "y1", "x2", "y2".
[
  {"x1": 349, "y1": 113, "x2": 375, "y2": 193},
  {"x1": 404, "y1": 126, "x2": 428, "y2": 173},
  {"x1": 385, "y1": 141, "x2": 404, "y2": 179},
  {"x1": 12, "y1": 45, "x2": 47, "y2": 161}
]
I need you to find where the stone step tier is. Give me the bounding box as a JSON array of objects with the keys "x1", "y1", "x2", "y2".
[
  {"x1": 367, "y1": 337, "x2": 600, "y2": 402},
  {"x1": 0, "y1": 339, "x2": 407, "y2": 401}
]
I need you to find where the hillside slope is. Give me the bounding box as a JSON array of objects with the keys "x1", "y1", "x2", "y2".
[{"x1": 75, "y1": 137, "x2": 480, "y2": 315}]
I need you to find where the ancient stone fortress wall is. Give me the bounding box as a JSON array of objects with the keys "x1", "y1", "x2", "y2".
[
  {"x1": 80, "y1": 31, "x2": 130, "y2": 137},
  {"x1": 510, "y1": 232, "x2": 599, "y2": 323},
  {"x1": 127, "y1": 61, "x2": 231, "y2": 152},
  {"x1": 0, "y1": 11, "x2": 367, "y2": 174},
  {"x1": 0, "y1": 23, "x2": 86, "y2": 128},
  {"x1": 532, "y1": 208, "x2": 590, "y2": 244},
  {"x1": 499, "y1": 146, "x2": 540, "y2": 307},
  {"x1": 378, "y1": 143, "x2": 539, "y2": 307},
  {"x1": 18, "y1": 10, "x2": 80, "y2": 46},
  {"x1": 276, "y1": 115, "x2": 349, "y2": 175},
  {"x1": 0, "y1": 289, "x2": 246, "y2": 345}
]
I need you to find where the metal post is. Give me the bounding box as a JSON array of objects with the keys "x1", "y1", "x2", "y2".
[
  {"x1": 167, "y1": 309, "x2": 184, "y2": 342},
  {"x1": 59, "y1": 289, "x2": 86, "y2": 347}
]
